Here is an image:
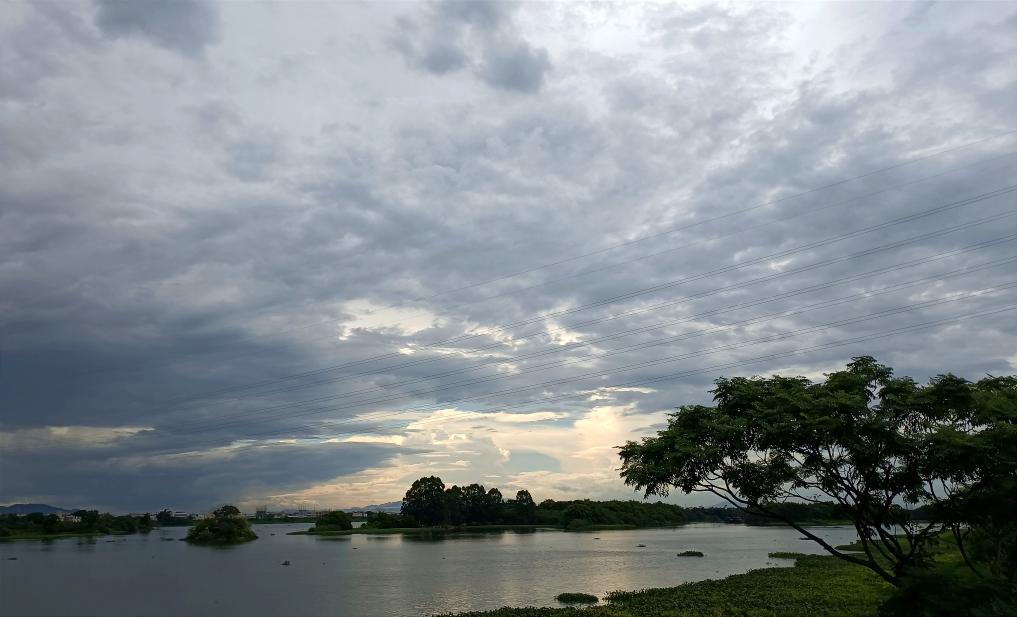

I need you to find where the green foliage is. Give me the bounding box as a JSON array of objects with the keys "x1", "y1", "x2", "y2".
[
  {"x1": 677, "y1": 550, "x2": 704, "y2": 557},
  {"x1": 556, "y1": 593, "x2": 598, "y2": 604},
  {"x1": 401, "y1": 476, "x2": 448, "y2": 526},
  {"x1": 877, "y1": 568, "x2": 1016, "y2": 617},
  {"x1": 768, "y1": 552, "x2": 804, "y2": 559},
  {"x1": 313, "y1": 510, "x2": 352, "y2": 531},
  {"x1": 0, "y1": 510, "x2": 153, "y2": 538},
  {"x1": 512, "y1": 490, "x2": 538, "y2": 524},
  {"x1": 538, "y1": 499, "x2": 686, "y2": 529},
  {"x1": 618, "y1": 357, "x2": 1017, "y2": 586},
  {"x1": 361, "y1": 511, "x2": 418, "y2": 529},
  {"x1": 443, "y1": 553, "x2": 891, "y2": 616},
  {"x1": 400, "y1": 476, "x2": 685, "y2": 529},
  {"x1": 185, "y1": 504, "x2": 257, "y2": 545},
  {"x1": 155, "y1": 509, "x2": 191, "y2": 526}
]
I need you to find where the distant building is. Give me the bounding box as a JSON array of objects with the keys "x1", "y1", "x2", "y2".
[
  {"x1": 255, "y1": 507, "x2": 269, "y2": 520},
  {"x1": 60, "y1": 513, "x2": 81, "y2": 524}
]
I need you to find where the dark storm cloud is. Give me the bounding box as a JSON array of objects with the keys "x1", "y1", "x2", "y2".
[
  {"x1": 0, "y1": 429, "x2": 405, "y2": 512},
  {"x1": 93, "y1": 0, "x2": 220, "y2": 56},
  {"x1": 1, "y1": 0, "x2": 1016, "y2": 509}
]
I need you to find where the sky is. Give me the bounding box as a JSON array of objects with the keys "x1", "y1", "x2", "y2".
[{"x1": 1, "y1": 0, "x2": 1016, "y2": 514}]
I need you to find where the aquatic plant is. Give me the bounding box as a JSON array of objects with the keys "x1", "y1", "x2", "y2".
[{"x1": 554, "y1": 592, "x2": 598, "y2": 604}]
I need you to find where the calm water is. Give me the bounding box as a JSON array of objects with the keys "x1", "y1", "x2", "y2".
[{"x1": 0, "y1": 523, "x2": 859, "y2": 617}]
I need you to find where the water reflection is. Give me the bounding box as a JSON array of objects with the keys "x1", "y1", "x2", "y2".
[{"x1": 0, "y1": 523, "x2": 860, "y2": 617}]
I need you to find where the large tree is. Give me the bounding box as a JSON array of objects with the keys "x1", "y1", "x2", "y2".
[
  {"x1": 618, "y1": 357, "x2": 1016, "y2": 586},
  {"x1": 401, "y1": 476, "x2": 448, "y2": 526}
]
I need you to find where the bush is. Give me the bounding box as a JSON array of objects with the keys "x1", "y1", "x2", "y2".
[
  {"x1": 314, "y1": 510, "x2": 353, "y2": 531},
  {"x1": 555, "y1": 593, "x2": 598, "y2": 604},
  {"x1": 878, "y1": 570, "x2": 1017, "y2": 617},
  {"x1": 186, "y1": 505, "x2": 257, "y2": 545},
  {"x1": 677, "y1": 550, "x2": 705, "y2": 557}
]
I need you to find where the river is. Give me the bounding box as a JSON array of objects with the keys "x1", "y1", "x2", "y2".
[{"x1": 0, "y1": 523, "x2": 859, "y2": 616}]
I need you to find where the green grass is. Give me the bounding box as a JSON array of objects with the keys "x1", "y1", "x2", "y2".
[
  {"x1": 440, "y1": 552, "x2": 892, "y2": 617},
  {"x1": 555, "y1": 593, "x2": 598, "y2": 604}
]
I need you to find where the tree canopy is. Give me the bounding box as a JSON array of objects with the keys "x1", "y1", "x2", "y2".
[
  {"x1": 618, "y1": 356, "x2": 1017, "y2": 586},
  {"x1": 313, "y1": 510, "x2": 353, "y2": 531},
  {"x1": 186, "y1": 504, "x2": 257, "y2": 545}
]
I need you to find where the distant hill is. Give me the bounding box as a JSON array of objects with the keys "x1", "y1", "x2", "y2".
[
  {"x1": 346, "y1": 501, "x2": 401, "y2": 513},
  {"x1": 0, "y1": 503, "x2": 73, "y2": 515}
]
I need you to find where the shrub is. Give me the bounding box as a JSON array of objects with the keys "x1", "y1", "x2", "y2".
[
  {"x1": 186, "y1": 505, "x2": 257, "y2": 545},
  {"x1": 677, "y1": 550, "x2": 705, "y2": 557},
  {"x1": 314, "y1": 510, "x2": 353, "y2": 531},
  {"x1": 555, "y1": 592, "x2": 598, "y2": 604}
]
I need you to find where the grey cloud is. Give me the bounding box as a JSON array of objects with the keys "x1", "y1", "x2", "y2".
[
  {"x1": 393, "y1": 0, "x2": 551, "y2": 92},
  {"x1": 476, "y1": 38, "x2": 551, "y2": 93},
  {"x1": 2, "y1": 0, "x2": 1016, "y2": 509},
  {"x1": 437, "y1": 0, "x2": 513, "y2": 30},
  {"x1": 93, "y1": 0, "x2": 220, "y2": 56}
]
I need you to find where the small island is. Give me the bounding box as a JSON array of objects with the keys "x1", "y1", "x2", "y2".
[{"x1": 185, "y1": 505, "x2": 257, "y2": 545}]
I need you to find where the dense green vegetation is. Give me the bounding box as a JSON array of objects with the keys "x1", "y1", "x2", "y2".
[
  {"x1": 399, "y1": 476, "x2": 688, "y2": 530},
  {"x1": 155, "y1": 509, "x2": 193, "y2": 527},
  {"x1": 0, "y1": 510, "x2": 154, "y2": 539},
  {"x1": 555, "y1": 593, "x2": 598, "y2": 604},
  {"x1": 445, "y1": 534, "x2": 1016, "y2": 616},
  {"x1": 676, "y1": 550, "x2": 704, "y2": 557},
  {"x1": 442, "y1": 550, "x2": 892, "y2": 617},
  {"x1": 361, "y1": 511, "x2": 418, "y2": 529},
  {"x1": 619, "y1": 357, "x2": 1016, "y2": 589},
  {"x1": 185, "y1": 505, "x2": 257, "y2": 545},
  {"x1": 534, "y1": 499, "x2": 686, "y2": 530},
  {"x1": 312, "y1": 510, "x2": 353, "y2": 531}
]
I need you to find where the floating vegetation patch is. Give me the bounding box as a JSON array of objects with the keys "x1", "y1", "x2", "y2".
[
  {"x1": 554, "y1": 592, "x2": 598, "y2": 604},
  {"x1": 676, "y1": 550, "x2": 704, "y2": 557}
]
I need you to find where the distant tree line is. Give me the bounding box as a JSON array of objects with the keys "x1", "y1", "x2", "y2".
[
  {"x1": 395, "y1": 476, "x2": 850, "y2": 530},
  {"x1": 0, "y1": 510, "x2": 154, "y2": 538}
]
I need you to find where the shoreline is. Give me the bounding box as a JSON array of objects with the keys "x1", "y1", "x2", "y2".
[{"x1": 440, "y1": 551, "x2": 892, "y2": 616}]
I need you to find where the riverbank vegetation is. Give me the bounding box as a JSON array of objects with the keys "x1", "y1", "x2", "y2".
[
  {"x1": 185, "y1": 505, "x2": 257, "y2": 545},
  {"x1": 443, "y1": 549, "x2": 892, "y2": 616},
  {"x1": 0, "y1": 510, "x2": 154, "y2": 539},
  {"x1": 446, "y1": 533, "x2": 1016, "y2": 616},
  {"x1": 617, "y1": 357, "x2": 1016, "y2": 613},
  {"x1": 554, "y1": 593, "x2": 598, "y2": 604},
  {"x1": 312, "y1": 510, "x2": 353, "y2": 531},
  {"x1": 396, "y1": 476, "x2": 813, "y2": 531}
]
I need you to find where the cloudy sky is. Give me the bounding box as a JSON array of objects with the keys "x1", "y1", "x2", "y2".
[{"x1": 1, "y1": 0, "x2": 1016, "y2": 513}]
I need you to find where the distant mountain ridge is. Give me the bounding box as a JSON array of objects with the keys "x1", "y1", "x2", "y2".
[
  {"x1": 0, "y1": 503, "x2": 73, "y2": 515},
  {"x1": 344, "y1": 501, "x2": 401, "y2": 513}
]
